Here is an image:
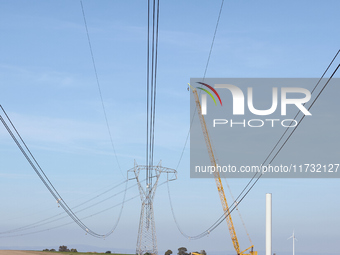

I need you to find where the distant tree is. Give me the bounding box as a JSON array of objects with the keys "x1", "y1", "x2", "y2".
[
  {"x1": 43, "y1": 249, "x2": 49, "y2": 251},
  {"x1": 200, "y1": 250, "x2": 206, "y2": 255},
  {"x1": 105, "y1": 251, "x2": 112, "y2": 254},
  {"x1": 59, "y1": 245, "x2": 70, "y2": 252},
  {"x1": 178, "y1": 247, "x2": 189, "y2": 255},
  {"x1": 70, "y1": 248, "x2": 78, "y2": 252},
  {"x1": 50, "y1": 249, "x2": 56, "y2": 252},
  {"x1": 165, "y1": 250, "x2": 173, "y2": 255}
]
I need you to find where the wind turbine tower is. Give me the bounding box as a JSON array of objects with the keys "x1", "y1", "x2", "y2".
[{"x1": 288, "y1": 230, "x2": 298, "y2": 255}]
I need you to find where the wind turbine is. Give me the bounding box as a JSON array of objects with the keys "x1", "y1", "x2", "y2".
[{"x1": 288, "y1": 230, "x2": 298, "y2": 255}]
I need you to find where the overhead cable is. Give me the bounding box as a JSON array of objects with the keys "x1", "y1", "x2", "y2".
[
  {"x1": 80, "y1": 0, "x2": 124, "y2": 178},
  {"x1": 168, "y1": 50, "x2": 340, "y2": 239},
  {"x1": 146, "y1": 0, "x2": 160, "y2": 187},
  {"x1": 0, "y1": 106, "x2": 125, "y2": 238}
]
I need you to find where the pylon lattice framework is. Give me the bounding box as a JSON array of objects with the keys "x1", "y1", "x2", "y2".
[{"x1": 128, "y1": 160, "x2": 177, "y2": 255}]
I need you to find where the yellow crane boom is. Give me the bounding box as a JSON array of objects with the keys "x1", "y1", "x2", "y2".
[{"x1": 191, "y1": 87, "x2": 256, "y2": 255}]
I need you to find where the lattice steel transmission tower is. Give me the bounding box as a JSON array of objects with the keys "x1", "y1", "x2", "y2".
[{"x1": 128, "y1": 161, "x2": 177, "y2": 255}]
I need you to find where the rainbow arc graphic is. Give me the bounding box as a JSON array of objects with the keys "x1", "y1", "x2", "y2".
[{"x1": 189, "y1": 82, "x2": 223, "y2": 106}]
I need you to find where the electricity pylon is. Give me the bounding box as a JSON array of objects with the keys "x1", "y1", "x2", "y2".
[{"x1": 128, "y1": 160, "x2": 177, "y2": 255}]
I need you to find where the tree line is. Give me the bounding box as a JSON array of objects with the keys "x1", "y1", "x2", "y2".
[{"x1": 164, "y1": 247, "x2": 206, "y2": 255}]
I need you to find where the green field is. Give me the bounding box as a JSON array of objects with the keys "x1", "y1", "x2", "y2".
[{"x1": 36, "y1": 252, "x2": 133, "y2": 255}]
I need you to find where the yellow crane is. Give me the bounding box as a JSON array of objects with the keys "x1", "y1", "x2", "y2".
[{"x1": 190, "y1": 85, "x2": 257, "y2": 255}]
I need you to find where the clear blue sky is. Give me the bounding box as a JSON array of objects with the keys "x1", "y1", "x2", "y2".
[{"x1": 0, "y1": 1, "x2": 339, "y2": 254}]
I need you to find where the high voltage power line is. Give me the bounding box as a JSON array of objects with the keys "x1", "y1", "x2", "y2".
[
  {"x1": 146, "y1": 0, "x2": 160, "y2": 185},
  {"x1": 0, "y1": 105, "x2": 126, "y2": 238},
  {"x1": 0, "y1": 0, "x2": 163, "y2": 244},
  {"x1": 170, "y1": 0, "x2": 227, "y2": 238},
  {"x1": 176, "y1": 0, "x2": 225, "y2": 171},
  {"x1": 0, "y1": 180, "x2": 132, "y2": 235},
  {"x1": 0, "y1": 194, "x2": 140, "y2": 239},
  {"x1": 80, "y1": 0, "x2": 124, "y2": 178},
  {"x1": 1, "y1": 0, "x2": 338, "y2": 247},
  {"x1": 0, "y1": 1, "x2": 133, "y2": 238},
  {"x1": 203, "y1": 0, "x2": 225, "y2": 80},
  {"x1": 167, "y1": 50, "x2": 340, "y2": 239},
  {"x1": 1, "y1": 168, "x2": 131, "y2": 223},
  {"x1": 261, "y1": 49, "x2": 340, "y2": 166},
  {"x1": 0, "y1": 178, "x2": 171, "y2": 238}
]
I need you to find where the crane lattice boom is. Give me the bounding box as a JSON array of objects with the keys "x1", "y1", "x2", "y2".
[{"x1": 191, "y1": 87, "x2": 257, "y2": 255}]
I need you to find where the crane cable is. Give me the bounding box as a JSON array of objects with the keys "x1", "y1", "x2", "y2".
[
  {"x1": 168, "y1": 51, "x2": 340, "y2": 239},
  {"x1": 223, "y1": 178, "x2": 252, "y2": 245}
]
